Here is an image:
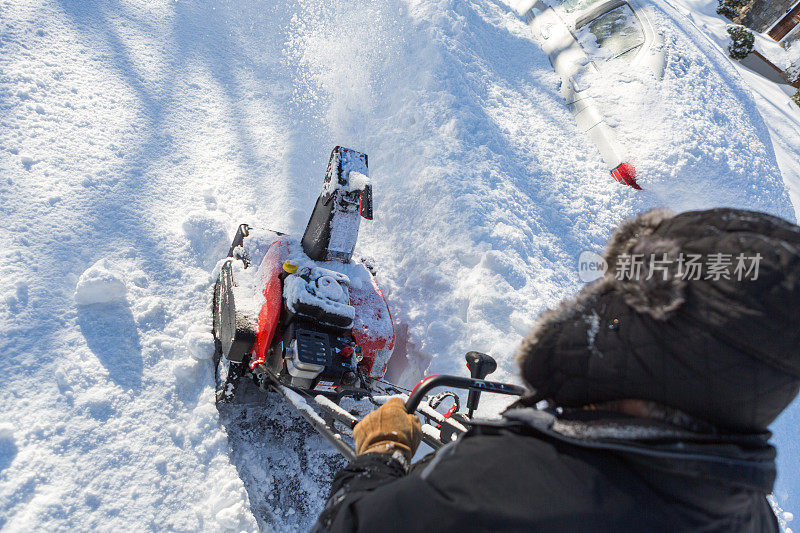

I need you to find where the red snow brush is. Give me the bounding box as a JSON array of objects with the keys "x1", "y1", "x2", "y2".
[{"x1": 611, "y1": 162, "x2": 641, "y2": 190}]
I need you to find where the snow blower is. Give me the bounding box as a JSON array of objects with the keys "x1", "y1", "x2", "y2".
[{"x1": 211, "y1": 146, "x2": 525, "y2": 459}]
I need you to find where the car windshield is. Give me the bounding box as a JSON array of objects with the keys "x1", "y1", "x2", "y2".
[
  {"x1": 561, "y1": 0, "x2": 606, "y2": 14},
  {"x1": 575, "y1": 4, "x2": 644, "y2": 63}
]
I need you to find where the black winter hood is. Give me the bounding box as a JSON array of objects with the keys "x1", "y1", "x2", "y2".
[{"x1": 516, "y1": 208, "x2": 800, "y2": 433}]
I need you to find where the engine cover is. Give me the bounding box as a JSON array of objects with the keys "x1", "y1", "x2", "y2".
[{"x1": 283, "y1": 266, "x2": 355, "y2": 329}]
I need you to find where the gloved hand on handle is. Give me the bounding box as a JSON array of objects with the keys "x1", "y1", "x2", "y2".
[{"x1": 353, "y1": 398, "x2": 422, "y2": 463}]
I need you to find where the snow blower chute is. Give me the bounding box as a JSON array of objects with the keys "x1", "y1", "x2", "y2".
[{"x1": 212, "y1": 146, "x2": 525, "y2": 459}]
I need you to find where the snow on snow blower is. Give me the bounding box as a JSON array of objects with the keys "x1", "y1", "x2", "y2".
[{"x1": 212, "y1": 146, "x2": 526, "y2": 459}]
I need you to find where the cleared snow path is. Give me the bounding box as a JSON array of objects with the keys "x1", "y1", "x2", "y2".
[{"x1": 0, "y1": 0, "x2": 797, "y2": 530}]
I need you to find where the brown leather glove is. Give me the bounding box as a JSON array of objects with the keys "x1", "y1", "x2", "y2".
[{"x1": 353, "y1": 398, "x2": 422, "y2": 462}]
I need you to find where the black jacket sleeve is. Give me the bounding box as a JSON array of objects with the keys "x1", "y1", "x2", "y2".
[
  {"x1": 313, "y1": 452, "x2": 408, "y2": 532},
  {"x1": 311, "y1": 421, "x2": 780, "y2": 533}
]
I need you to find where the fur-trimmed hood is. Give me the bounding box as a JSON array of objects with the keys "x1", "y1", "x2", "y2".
[{"x1": 516, "y1": 208, "x2": 800, "y2": 433}]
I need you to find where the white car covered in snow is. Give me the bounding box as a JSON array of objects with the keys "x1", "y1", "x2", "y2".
[{"x1": 512, "y1": 0, "x2": 667, "y2": 188}]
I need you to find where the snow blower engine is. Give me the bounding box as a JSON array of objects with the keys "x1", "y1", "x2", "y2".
[{"x1": 212, "y1": 146, "x2": 393, "y2": 403}]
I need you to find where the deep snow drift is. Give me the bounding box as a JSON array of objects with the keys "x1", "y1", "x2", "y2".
[{"x1": 0, "y1": 0, "x2": 798, "y2": 530}]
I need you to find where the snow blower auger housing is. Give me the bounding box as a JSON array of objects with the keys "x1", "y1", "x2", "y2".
[{"x1": 212, "y1": 146, "x2": 393, "y2": 403}]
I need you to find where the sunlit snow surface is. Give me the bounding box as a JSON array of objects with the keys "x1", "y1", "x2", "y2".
[{"x1": 0, "y1": 0, "x2": 797, "y2": 530}]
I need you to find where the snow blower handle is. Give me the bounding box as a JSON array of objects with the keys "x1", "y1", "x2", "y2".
[
  {"x1": 404, "y1": 374, "x2": 525, "y2": 414},
  {"x1": 465, "y1": 352, "x2": 497, "y2": 417}
]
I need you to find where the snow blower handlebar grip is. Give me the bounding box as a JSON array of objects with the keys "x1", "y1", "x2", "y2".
[
  {"x1": 466, "y1": 351, "x2": 497, "y2": 380},
  {"x1": 465, "y1": 352, "x2": 497, "y2": 417},
  {"x1": 404, "y1": 375, "x2": 525, "y2": 414}
]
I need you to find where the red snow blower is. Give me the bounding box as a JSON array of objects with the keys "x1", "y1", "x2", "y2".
[{"x1": 211, "y1": 147, "x2": 525, "y2": 459}]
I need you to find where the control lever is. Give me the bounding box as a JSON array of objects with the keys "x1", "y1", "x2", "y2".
[{"x1": 465, "y1": 351, "x2": 497, "y2": 417}]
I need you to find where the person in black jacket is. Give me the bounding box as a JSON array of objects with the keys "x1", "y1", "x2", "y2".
[{"x1": 314, "y1": 208, "x2": 800, "y2": 532}]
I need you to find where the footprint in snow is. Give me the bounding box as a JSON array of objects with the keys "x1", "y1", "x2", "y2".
[{"x1": 181, "y1": 211, "x2": 231, "y2": 270}]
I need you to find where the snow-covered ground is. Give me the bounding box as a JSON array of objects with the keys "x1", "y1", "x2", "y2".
[{"x1": 0, "y1": 0, "x2": 798, "y2": 530}]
